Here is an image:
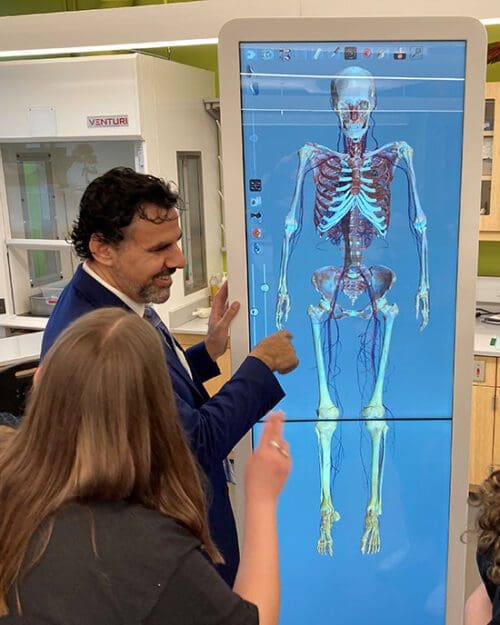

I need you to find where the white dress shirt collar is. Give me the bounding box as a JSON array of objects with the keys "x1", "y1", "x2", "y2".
[{"x1": 82, "y1": 262, "x2": 145, "y2": 318}]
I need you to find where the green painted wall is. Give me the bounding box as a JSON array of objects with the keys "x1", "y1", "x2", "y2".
[
  {"x1": 169, "y1": 45, "x2": 217, "y2": 73},
  {"x1": 0, "y1": 0, "x2": 201, "y2": 15},
  {"x1": 478, "y1": 242, "x2": 500, "y2": 275},
  {"x1": 0, "y1": 0, "x2": 96, "y2": 14},
  {"x1": 480, "y1": 25, "x2": 500, "y2": 275}
]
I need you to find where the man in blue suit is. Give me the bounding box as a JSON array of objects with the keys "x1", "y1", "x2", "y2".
[{"x1": 41, "y1": 167, "x2": 298, "y2": 586}]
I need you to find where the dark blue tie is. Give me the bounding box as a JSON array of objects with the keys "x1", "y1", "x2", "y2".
[
  {"x1": 143, "y1": 306, "x2": 192, "y2": 378},
  {"x1": 143, "y1": 305, "x2": 175, "y2": 351}
]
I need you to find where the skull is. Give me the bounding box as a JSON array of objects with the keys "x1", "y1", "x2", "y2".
[{"x1": 331, "y1": 67, "x2": 376, "y2": 143}]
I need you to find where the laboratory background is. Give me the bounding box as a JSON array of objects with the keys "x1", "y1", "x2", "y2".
[{"x1": 0, "y1": 2, "x2": 499, "y2": 625}]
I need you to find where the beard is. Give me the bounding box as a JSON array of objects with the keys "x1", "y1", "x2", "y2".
[
  {"x1": 114, "y1": 265, "x2": 174, "y2": 304},
  {"x1": 138, "y1": 281, "x2": 171, "y2": 304}
]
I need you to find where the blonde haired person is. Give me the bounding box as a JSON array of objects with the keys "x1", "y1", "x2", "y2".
[{"x1": 0, "y1": 308, "x2": 291, "y2": 625}]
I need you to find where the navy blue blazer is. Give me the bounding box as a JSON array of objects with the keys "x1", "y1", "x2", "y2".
[{"x1": 41, "y1": 265, "x2": 285, "y2": 585}]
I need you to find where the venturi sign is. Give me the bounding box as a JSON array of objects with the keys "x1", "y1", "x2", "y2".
[{"x1": 87, "y1": 114, "x2": 129, "y2": 128}]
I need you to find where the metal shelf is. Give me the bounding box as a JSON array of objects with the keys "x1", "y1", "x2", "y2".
[
  {"x1": 6, "y1": 238, "x2": 73, "y2": 251},
  {"x1": 203, "y1": 98, "x2": 220, "y2": 122}
]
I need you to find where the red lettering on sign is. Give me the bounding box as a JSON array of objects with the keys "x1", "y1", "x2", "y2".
[{"x1": 87, "y1": 115, "x2": 129, "y2": 128}]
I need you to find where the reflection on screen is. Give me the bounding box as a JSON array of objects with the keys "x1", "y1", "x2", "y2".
[{"x1": 240, "y1": 40, "x2": 465, "y2": 625}]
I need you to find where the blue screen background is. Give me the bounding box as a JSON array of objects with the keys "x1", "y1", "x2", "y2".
[
  {"x1": 239, "y1": 40, "x2": 466, "y2": 625},
  {"x1": 254, "y1": 419, "x2": 452, "y2": 625}
]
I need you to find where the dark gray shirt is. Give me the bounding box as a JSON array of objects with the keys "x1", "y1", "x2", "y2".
[{"x1": 5, "y1": 502, "x2": 258, "y2": 625}]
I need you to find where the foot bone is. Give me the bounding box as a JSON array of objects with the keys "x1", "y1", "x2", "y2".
[{"x1": 317, "y1": 507, "x2": 341, "y2": 556}]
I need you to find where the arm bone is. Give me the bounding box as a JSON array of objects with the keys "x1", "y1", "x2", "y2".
[
  {"x1": 398, "y1": 141, "x2": 429, "y2": 329},
  {"x1": 276, "y1": 145, "x2": 312, "y2": 328}
]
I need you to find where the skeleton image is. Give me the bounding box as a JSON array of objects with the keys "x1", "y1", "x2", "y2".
[{"x1": 275, "y1": 66, "x2": 429, "y2": 556}]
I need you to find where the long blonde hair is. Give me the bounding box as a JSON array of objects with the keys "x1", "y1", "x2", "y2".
[{"x1": 0, "y1": 308, "x2": 221, "y2": 615}]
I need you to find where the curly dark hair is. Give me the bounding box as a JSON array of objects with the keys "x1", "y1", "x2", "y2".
[
  {"x1": 476, "y1": 470, "x2": 500, "y2": 584},
  {"x1": 71, "y1": 167, "x2": 179, "y2": 260}
]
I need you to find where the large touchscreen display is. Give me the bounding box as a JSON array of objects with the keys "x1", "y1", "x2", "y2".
[{"x1": 240, "y1": 40, "x2": 466, "y2": 624}]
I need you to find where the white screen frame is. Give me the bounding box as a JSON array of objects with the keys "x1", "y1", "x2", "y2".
[{"x1": 219, "y1": 17, "x2": 486, "y2": 624}]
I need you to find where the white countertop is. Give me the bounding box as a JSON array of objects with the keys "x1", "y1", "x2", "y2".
[
  {"x1": 0, "y1": 314, "x2": 47, "y2": 331},
  {"x1": 0, "y1": 331, "x2": 43, "y2": 367},
  {"x1": 171, "y1": 317, "x2": 209, "y2": 336},
  {"x1": 475, "y1": 320, "x2": 500, "y2": 357}
]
